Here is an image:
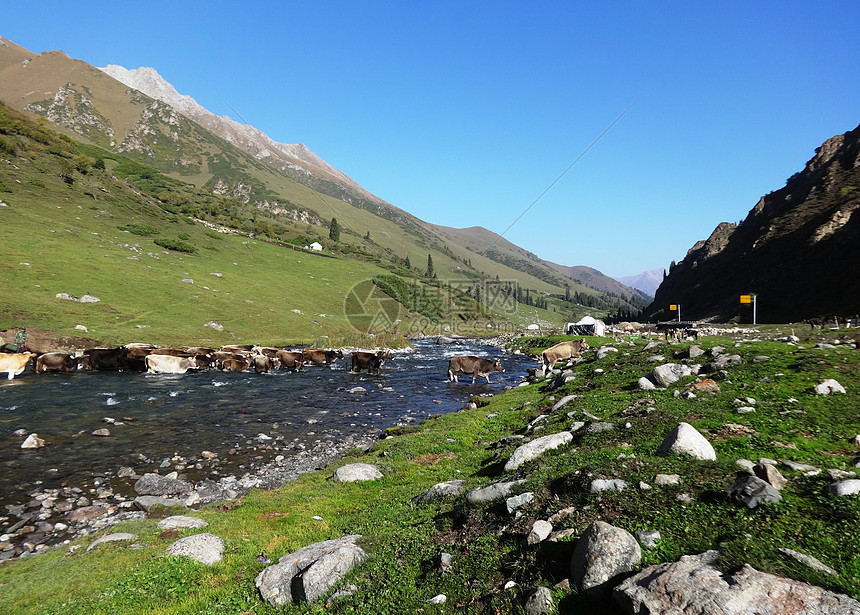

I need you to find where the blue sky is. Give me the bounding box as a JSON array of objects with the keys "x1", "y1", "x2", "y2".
[{"x1": 4, "y1": 2, "x2": 859, "y2": 277}]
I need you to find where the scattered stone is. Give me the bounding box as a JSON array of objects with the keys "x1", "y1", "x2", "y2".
[
  {"x1": 67, "y1": 505, "x2": 111, "y2": 522},
  {"x1": 466, "y1": 480, "x2": 526, "y2": 505},
  {"x1": 506, "y1": 492, "x2": 535, "y2": 514},
  {"x1": 828, "y1": 469, "x2": 857, "y2": 480},
  {"x1": 92, "y1": 429, "x2": 111, "y2": 437},
  {"x1": 438, "y1": 552, "x2": 453, "y2": 574},
  {"x1": 682, "y1": 379, "x2": 720, "y2": 395},
  {"x1": 547, "y1": 506, "x2": 576, "y2": 525},
  {"x1": 688, "y1": 345, "x2": 705, "y2": 358},
  {"x1": 571, "y1": 521, "x2": 641, "y2": 590},
  {"x1": 166, "y1": 533, "x2": 224, "y2": 565},
  {"x1": 753, "y1": 355, "x2": 770, "y2": 363},
  {"x1": 204, "y1": 321, "x2": 224, "y2": 332},
  {"x1": 332, "y1": 463, "x2": 382, "y2": 482},
  {"x1": 637, "y1": 376, "x2": 657, "y2": 390},
  {"x1": 256, "y1": 535, "x2": 367, "y2": 606},
  {"x1": 412, "y1": 480, "x2": 466, "y2": 504},
  {"x1": 779, "y1": 548, "x2": 837, "y2": 576},
  {"x1": 814, "y1": 379, "x2": 846, "y2": 395},
  {"x1": 710, "y1": 354, "x2": 742, "y2": 370},
  {"x1": 735, "y1": 459, "x2": 755, "y2": 472},
  {"x1": 528, "y1": 520, "x2": 553, "y2": 545},
  {"x1": 656, "y1": 423, "x2": 716, "y2": 461},
  {"x1": 426, "y1": 594, "x2": 447, "y2": 605},
  {"x1": 613, "y1": 550, "x2": 859, "y2": 614},
  {"x1": 737, "y1": 406, "x2": 755, "y2": 414},
  {"x1": 596, "y1": 347, "x2": 618, "y2": 360},
  {"x1": 590, "y1": 479, "x2": 627, "y2": 493},
  {"x1": 551, "y1": 394, "x2": 577, "y2": 412},
  {"x1": 636, "y1": 530, "x2": 661, "y2": 549},
  {"x1": 652, "y1": 364, "x2": 694, "y2": 387},
  {"x1": 21, "y1": 434, "x2": 45, "y2": 449},
  {"x1": 585, "y1": 422, "x2": 615, "y2": 435},
  {"x1": 134, "y1": 473, "x2": 193, "y2": 496},
  {"x1": 827, "y1": 479, "x2": 860, "y2": 497},
  {"x1": 782, "y1": 460, "x2": 821, "y2": 476},
  {"x1": 525, "y1": 586, "x2": 554, "y2": 615},
  {"x1": 654, "y1": 474, "x2": 680, "y2": 486},
  {"x1": 86, "y1": 532, "x2": 138, "y2": 552},
  {"x1": 74, "y1": 324, "x2": 88, "y2": 333},
  {"x1": 157, "y1": 516, "x2": 209, "y2": 530},
  {"x1": 726, "y1": 474, "x2": 782, "y2": 508}
]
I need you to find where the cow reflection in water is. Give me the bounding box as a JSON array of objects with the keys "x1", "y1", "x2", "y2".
[{"x1": 447, "y1": 355, "x2": 505, "y2": 384}]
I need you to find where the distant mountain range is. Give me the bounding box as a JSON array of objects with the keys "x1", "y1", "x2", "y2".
[
  {"x1": 644, "y1": 124, "x2": 860, "y2": 323},
  {"x1": 614, "y1": 269, "x2": 664, "y2": 298}
]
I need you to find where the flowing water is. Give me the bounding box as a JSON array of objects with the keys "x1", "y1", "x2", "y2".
[{"x1": 0, "y1": 340, "x2": 535, "y2": 511}]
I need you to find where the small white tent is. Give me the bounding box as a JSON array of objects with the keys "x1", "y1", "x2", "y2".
[{"x1": 567, "y1": 315, "x2": 605, "y2": 337}]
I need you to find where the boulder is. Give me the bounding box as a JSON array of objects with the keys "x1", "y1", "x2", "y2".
[
  {"x1": 827, "y1": 479, "x2": 860, "y2": 497},
  {"x1": 637, "y1": 376, "x2": 657, "y2": 390},
  {"x1": 571, "y1": 521, "x2": 641, "y2": 590},
  {"x1": 710, "y1": 354, "x2": 742, "y2": 370},
  {"x1": 814, "y1": 379, "x2": 846, "y2": 395},
  {"x1": 412, "y1": 480, "x2": 466, "y2": 504},
  {"x1": 21, "y1": 434, "x2": 45, "y2": 449},
  {"x1": 133, "y1": 473, "x2": 193, "y2": 496},
  {"x1": 726, "y1": 475, "x2": 782, "y2": 508},
  {"x1": 551, "y1": 394, "x2": 577, "y2": 412},
  {"x1": 590, "y1": 479, "x2": 628, "y2": 493},
  {"x1": 255, "y1": 535, "x2": 367, "y2": 606},
  {"x1": 506, "y1": 492, "x2": 535, "y2": 513},
  {"x1": 656, "y1": 423, "x2": 716, "y2": 461},
  {"x1": 525, "y1": 586, "x2": 554, "y2": 615},
  {"x1": 466, "y1": 480, "x2": 527, "y2": 505},
  {"x1": 754, "y1": 464, "x2": 787, "y2": 490},
  {"x1": 332, "y1": 463, "x2": 383, "y2": 483},
  {"x1": 86, "y1": 532, "x2": 138, "y2": 551},
  {"x1": 613, "y1": 550, "x2": 860, "y2": 614},
  {"x1": 652, "y1": 364, "x2": 693, "y2": 387},
  {"x1": 166, "y1": 533, "x2": 224, "y2": 565},
  {"x1": 527, "y1": 520, "x2": 553, "y2": 545},
  {"x1": 504, "y1": 432, "x2": 573, "y2": 471},
  {"x1": 157, "y1": 516, "x2": 209, "y2": 530}
]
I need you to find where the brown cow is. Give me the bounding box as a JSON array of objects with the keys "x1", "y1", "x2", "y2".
[
  {"x1": 222, "y1": 357, "x2": 250, "y2": 372},
  {"x1": 302, "y1": 348, "x2": 344, "y2": 365},
  {"x1": 274, "y1": 350, "x2": 304, "y2": 371},
  {"x1": 35, "y1": 352, "x2": 79, "y2": 374},
  {"x1": 252, "y1": 355, "x2": 274, "y2": 373},
  {"x1": 448, "y1": 355, "x2": 505, "y2": 384},
  {"x1": 81, "y1": 347, "x2": 128, "y2": 371},
  {"x1": 350, "y1": 350, "x2": 393, "y2": 374},
  {"x1": 540, "y1": 338, "x2": 589, "y2": 375},
  {"x1": 0, "y1": 352, "x2": 36, "y2": 379}
]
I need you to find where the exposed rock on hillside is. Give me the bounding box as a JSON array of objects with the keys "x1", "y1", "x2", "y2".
[{"x1": 645, "y1": 124, "x2": 860, "y2": 322}]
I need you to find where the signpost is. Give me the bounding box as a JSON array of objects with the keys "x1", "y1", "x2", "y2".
[
  {"x1": 740, "y1": 294, "x2": 757, "y2": 325},
  {"x1": 669, "y1": 304, "x2": 680, "y2": 322}
]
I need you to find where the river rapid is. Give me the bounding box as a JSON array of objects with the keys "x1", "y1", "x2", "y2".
[{"x1": 0, "y1": 339, "x2": 535, "y2": 515}]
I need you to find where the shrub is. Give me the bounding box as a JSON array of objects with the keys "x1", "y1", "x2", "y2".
[
  {"x1": 154, "y1": 237, "x2": 197, "y2": 254},
  {"x1": 118, "y1": 223, "x2": 159, "y2": 237}
]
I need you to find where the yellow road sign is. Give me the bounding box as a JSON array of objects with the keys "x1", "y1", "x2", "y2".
[
  {"x1": 740, "y1": 295, "x2": 751, "y2": 304},
  {"x1": 669, "y1": 304, "x2": 677, "y2": 311}
]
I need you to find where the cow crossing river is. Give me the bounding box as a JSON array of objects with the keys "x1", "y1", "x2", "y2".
[{"x1": 0, "y1": 339, "x2": 535, "y2": 515}]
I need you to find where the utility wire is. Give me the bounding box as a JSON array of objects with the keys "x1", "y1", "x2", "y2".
[{"x1": 483, "y1": 103, "x2": 634, "y2": 254}]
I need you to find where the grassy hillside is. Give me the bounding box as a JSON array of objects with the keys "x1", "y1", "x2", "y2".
[
  {"x1": 0, "y1": 102, "x2": 581, "y2": 345},
  {"x1": 1, "y1": 326, "x2": 858, "y2": 613}
]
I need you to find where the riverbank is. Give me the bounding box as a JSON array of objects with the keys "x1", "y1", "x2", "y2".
[{"x1": 2, "y1": 326, "x2": 859, "y2": 614}]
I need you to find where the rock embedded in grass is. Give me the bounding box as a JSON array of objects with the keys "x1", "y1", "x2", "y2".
[
  {"x1": 332, "y1": 463, "x2": 382, "y2": 482},
  {"x1": 504, "y1": 431, "x2": 573, "y2": 471},
  {"x1": 656, "y1": 422, "x2": 716, "y2": 461},
  {"x1": 726, "y1": 475, "x2": 782, "y2": 508},
  {"x1": 412, "y1": 480, "x2": 466, "y2": 504},
  {"x1": 166, "y1": 533, "x2": 224, "y2": 565},
  {"x1": 571, "y1": 521, "x2": 641, "y2": 590},
  {"x1": 814, "y1": 379, "x2": 846, "y2": 395}
]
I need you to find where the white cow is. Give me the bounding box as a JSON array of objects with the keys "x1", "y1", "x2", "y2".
[
  {"x1": 0, "y1": 353, "x2": 36, "y2": 379},
  {"x1": 145, "y1": 354, "x2": 197, "y2": 374}
]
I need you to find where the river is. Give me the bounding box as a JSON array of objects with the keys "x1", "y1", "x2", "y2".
[{"x1": 0, "y1": 339, "x2": 535, "y2": 514}]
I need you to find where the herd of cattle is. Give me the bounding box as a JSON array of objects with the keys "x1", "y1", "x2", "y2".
[{"x1": 0, "y1": 336, "x2": 593, "y2": 382}]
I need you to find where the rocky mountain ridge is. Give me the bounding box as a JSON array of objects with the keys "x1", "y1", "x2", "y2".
[{"x1": 645, "y1": 123, "x2": 860, "y2": 323}]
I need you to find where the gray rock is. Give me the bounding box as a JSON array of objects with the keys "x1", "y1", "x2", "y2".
[
  {"x1": 637, "y1": 376, "x2": 657, "y2": 390},
  {"x1": 527, "y1": 520, "x2": 553, "y2": 545},
  {"x1": 778, "y1": 548, "x2": 837, "y2": 576},
  {"x1": 827, "y1": 479, "x2": 860, "y2": 497},
  {"x1": 654, "y1": 474, "x2": 680, "y2": 486},
  {"x1": 636, "y1": 530, "x2": 661, "y2": 549},
  {"x1": 688, "y1": 345, "x2": 705, "y2": 358},
  {"x1": 726, "y1": 475, "x2": 782, "y2": 508},
  {"x1": 710, "y1": 354, "x2": 742, "y2": 370},
  {"x1": 412, "y1": 480, "x2": 466, "y2": 504},
  {"x1": 613, "y1": 550, "x2": 860, "y2": 614},
  {"x1": 657, "y1": 423, "x2": 716, "y2": 461},
  {"x1": 426, "y1": 594, "x2": 447, "y2": 604},
  {"x1": 585, "y1": 422, "x2": 615, "y2": 434},
  {"x1": 133, "y1": 473, "x2": 193, "y2": 496},
  {"x1": 166, "y1": 533, "x2": 224, "y2": 565},
  {"x1": 86, "y1": 532, "x2": 138, "y2": 551},
  {"x1": 596, "y1": 346, "x2": 618, "y2": 360},
  {"x1": 551, "y1": 394, "x2": 577, "y2": 412},
  {"x1": 21, "y1": 434, "x2": 45, "y2": 449},
  {"x1": 814, "y1": 379, "x2": 846, "y2": 395},
  {"x1": 652, "y1": 364, "x2": 694, "y2": 387},
  {"x1": 438, "y1": 552, "x2": 453, "y2": 574},
  {"x1": 133, "y1": 495, "x2": 188, "y2": 511},
  {"x1": 525, "y1": 586, "x2": 554, "y2": 615},
  {"x1": 754, "y1": 464, "x2": 787, "y2": 490},
  {"x1": 255, "y1": 535, "x2": 367, "y2": 606},
  {"x1": 505, "y1": 432, "x2": 573, "y2": 471},
  {"x1": 157, "y1": 516, "x2": 209, "y2": 530},
  {"x1": 332, "y1": 463, "x2": 382, "y2": 482},
  {"x1": 590, "y1": 479, "x2": 628, "y2": 493},
  {"x1": 506, "y1": 492, "x2": 535, "y2": 513},
  {"x1": 466, "y1": 480, "x2": 526, "y2": 505},
  {"x1": 571, "y1": 521, "x2": 641, "y2": 590},
  {"x1": 782, "y1": 460, "x2": 821, "y2": 475}
]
